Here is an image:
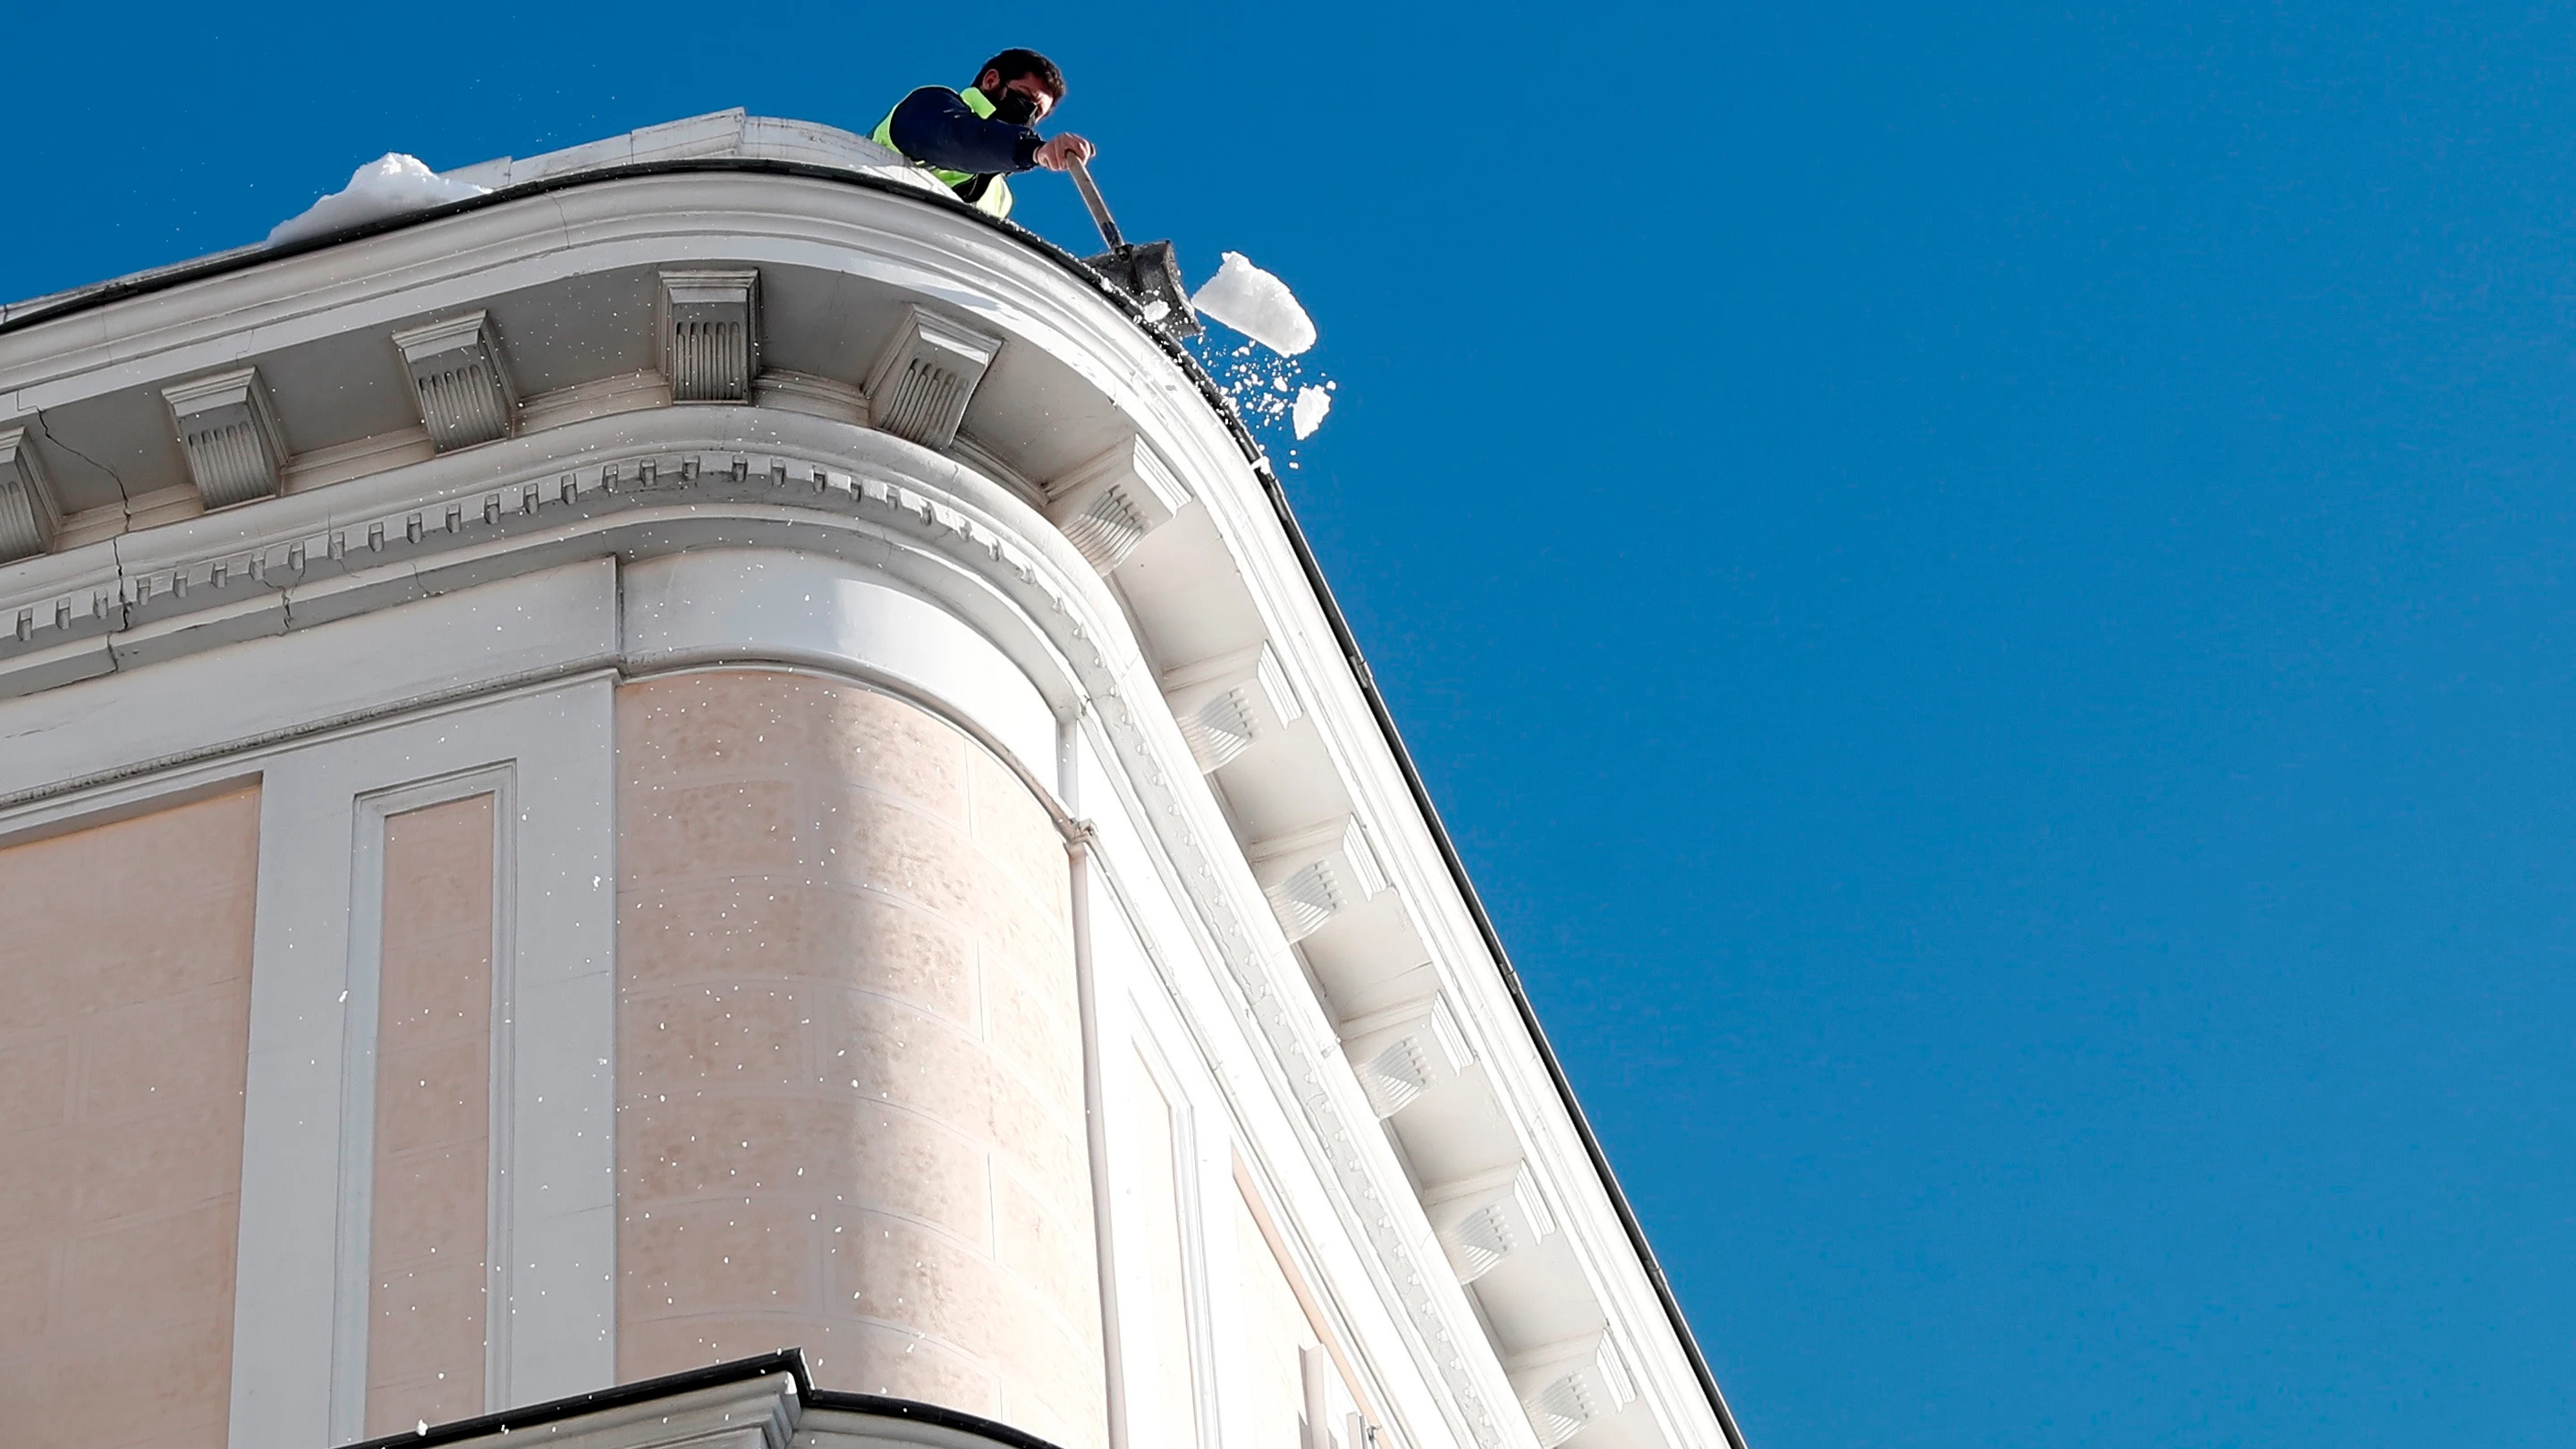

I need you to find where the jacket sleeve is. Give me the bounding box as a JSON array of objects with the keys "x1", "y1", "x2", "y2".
[{"x1": 886, "y1": 86, "x2": 1044, "y2": 175}]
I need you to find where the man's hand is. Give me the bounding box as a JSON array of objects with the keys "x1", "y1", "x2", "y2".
[{"x1": 1033, "y1": 133, "x2": 1097, "y2": 172}]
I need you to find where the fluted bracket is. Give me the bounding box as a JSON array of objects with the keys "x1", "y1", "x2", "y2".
[
  {"x1": 1163, "y1": 641, "x2": 1299, "y2": 771},
  {"x1": 867, "y1": 304, "x2": 1001, "y2": 451},
  {"x1": 164, "y1": 368, "x2": 287, "y2": 509},
  {"x1": 0, "y1": 427, "x2": 62, "y2": 564},
  {"x1": 392, "y1": 310, "x2": 517, "y2": 450},
  {"x1": 1250, "y1": 816, "x2": 1385, "y2": 943},
  {"x1": 1426, "y1": 1162, "x2": 1555, "y2": 1284},
  {"x1": 1046, "y1": 435, "x2": 1191, "y2": 573},
  {"x1": 660, "y1": 268, "x2": 758, "y2": 402},
  {"x1": 1343, "y1": 990, "x2": 1471, "y2": 1119},
  {"x1": 1511, "y1": 1335, "x2": 1638, "y2": 1449}
]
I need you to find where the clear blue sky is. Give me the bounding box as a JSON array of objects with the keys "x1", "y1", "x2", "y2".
[{"x1": 8, "y1": 4, "x2": 2570, "y2": 1445}]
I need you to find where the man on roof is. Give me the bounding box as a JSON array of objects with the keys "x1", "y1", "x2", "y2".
[{"x1": 874, "y1": 48, "x2": 1097, "y2": 221}]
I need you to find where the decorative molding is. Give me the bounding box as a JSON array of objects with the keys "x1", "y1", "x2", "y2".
[
  {"x1": 163, "y1": 367, "x2": 288, "y2": 509},
  {"x1": 659, "y1": 268, "x2": 759, "y2": 402},
  {"x1": 752, "y1": 369, "x2": 866, "y2": 426},
  {"x1": 1425, "y1": 1162, "x2": 1555, "y2": 1284},
  {"x1": 1162, "y1": 641, "x2": 1300, "y2": 772},
  {"x1": 391, "y1": 310, "x2": 517, "y2": 450},
  {"x1": 1342, "y1": 989, "x2": 1473, "y2": 1120},
  {"x1": 0, "y1": 427, "x2": 62, "y2": 564},
  {"x1": 332, "y1": 764, "x2": 521, "y2": 1440},
  {"x1": 1510, "y1": 1335, "x2": 1637, "y2": 1449},
  {"x1": 0, "y1": 415, "x2": 1546, "y2": 1449},
  {"x1": 1249, "y1": 815, "x2": 1386, "y2": 944},
  {"x1": 517, "y1": 369, "x2": 674, "y2": 434},
  {"x1": 0, "y1": 361, "x2": 1697, "y2": 1449},
  {"x1": 1045, "y1": 435, "x2": 1191, "y2": 573},
  {"x1": 865, "y1": 304, "x2": 1000, "y2": 451}
]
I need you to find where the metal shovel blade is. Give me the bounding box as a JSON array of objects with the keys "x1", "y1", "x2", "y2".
[
  {"x1": 1067, "y1": 157, "x2": 1201, "y2": 337},
  {"x1": 1084, "y1": 239, "x2": 1200, "y2": 337}
]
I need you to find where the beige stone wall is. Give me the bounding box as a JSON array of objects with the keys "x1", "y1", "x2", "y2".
[
  {"x1": 0, "y1": 787, "x2": 260, "y2": 1449},
  {"x1": 616, "y1": 671, "x2": 1104, "y2": 1449},
  {"x1": 368, "y1": 793, "x2": 496, "y2": 1436}
]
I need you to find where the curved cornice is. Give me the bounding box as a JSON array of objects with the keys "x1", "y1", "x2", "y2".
[
  {"x1": 0, "y1": 155, "x2": 1743, "y2": 1449},
  {"x1": 0, "y1": 403, "x2": 1535, "y2": 1449}
]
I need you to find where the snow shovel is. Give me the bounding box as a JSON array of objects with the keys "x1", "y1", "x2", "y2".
[{"x1": 1068, "y1": 157, "x2": 1200, "y2": 338}]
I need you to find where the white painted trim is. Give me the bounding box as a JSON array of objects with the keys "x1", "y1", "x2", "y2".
[
  {"x1": 0, "y1": 383, "x2": 1699, "y2": 1449},
  {"x1": 619, "y1": 547, "x2": 1064, "y2": 791},
  {"x1": 329, "y1": 764, "x2": 519, "y2": 1441},
  {"x1": 0, "y1": 556, "x2": 619, "y2": 805},
  {"x1": 0, "y1": 163, "x2": 1733, "y2": 1449},
  {"x1": 1121, "y1": 1000, "x2": 1222, "y2": 1449},
  {"x1": 204, "y1": 677, "x2": 613, "y2": 1449}
]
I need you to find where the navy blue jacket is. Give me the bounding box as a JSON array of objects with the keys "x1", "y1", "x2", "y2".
[{"x1": 886, "y1": 86, "x2": 1045, "y2": 176}]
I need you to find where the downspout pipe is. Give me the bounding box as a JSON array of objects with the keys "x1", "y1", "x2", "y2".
[{"x1": 1063, "y1": 715, "x2": 1132, "y2": 1449}]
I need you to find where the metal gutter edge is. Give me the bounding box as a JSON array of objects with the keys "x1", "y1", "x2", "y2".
[
  {"x1": 2, "y1": 157, "x2": 1750, "y2": 1449},
  {"x1": 335, "y1": 1347, "x2": 1077, "y2": 1449}
]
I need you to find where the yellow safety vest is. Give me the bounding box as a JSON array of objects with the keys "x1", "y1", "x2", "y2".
[{"x1": 873, "y1": 86, "x2": 1017, "y2": 220}]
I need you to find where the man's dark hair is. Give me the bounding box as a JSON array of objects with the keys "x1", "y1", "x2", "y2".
[{"x1": 979, "y1": 48, "x2": 1066, "y2": 99}]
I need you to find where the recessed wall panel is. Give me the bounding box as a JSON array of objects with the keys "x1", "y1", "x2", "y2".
[
  {"x1": 366, "y1": 793, "x2": 496, "y2": 1436},
  {"x1": 0, "y1": 787, "x2": 259, "y2": 1449}
]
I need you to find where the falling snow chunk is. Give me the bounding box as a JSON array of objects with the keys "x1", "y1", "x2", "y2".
[
  {"x1": 1190, "y1": 252, "x2": 1317, "y2": 356},
  {"x1": 268, "y1": 154, "x2": 488, "y2": 247},
  {"x1": 1292, "y1": 386, "x2": 1333, "y2": 440}
]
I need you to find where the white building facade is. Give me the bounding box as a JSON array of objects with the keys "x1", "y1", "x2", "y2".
[{"x1": 0, "y1": 113, "x2": 1746, "y2": 1449}]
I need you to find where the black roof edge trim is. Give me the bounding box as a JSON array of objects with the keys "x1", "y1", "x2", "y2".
[
  {"x1": 13, "y1": 155, "x2": 1747, "y2": 1449},
  {"x1": 335, "y1": 1348, "x2": 1078, "y2": 1449}
]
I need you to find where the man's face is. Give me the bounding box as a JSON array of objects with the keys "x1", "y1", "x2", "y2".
[{"x1": 980, "y1": 69, "x2": 1057, "y2": 123}]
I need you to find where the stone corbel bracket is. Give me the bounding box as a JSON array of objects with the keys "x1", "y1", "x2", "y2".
[
  {"x1": 1046, "y1": 435, "x2": 1191, "y2": 574},
  {"x1": 1162, "y1": 640, "x2": 1299, "y2": 772},
  {"x1": 0, "y1": 427, "x2": 63, "y2": 564},
  {"x1": 392, "y1": 310, "x2": 518, "y2": 450},
  {"x1": 1250, "y1": 815, "x2": 1386, "y2": 944},
  {"x1": 1424, "y1": 1161, "x2": 1556, "y2": 1284},
  {"x1": 164, "y1": 368, "x2": 289, "y2": 510},
  {"x1": 1511, "y1": 1333, "x2": 1639, "y2": 1449},
  {"x1": 866, "y1": 303, "x2": 1001, "y2": 451},
  {"x1": 660, "y1": 268, "x2": 760, "y2": 402},
  {"x1": 1342, "y1": 988, "x2": 1472, "y2": 1119}
]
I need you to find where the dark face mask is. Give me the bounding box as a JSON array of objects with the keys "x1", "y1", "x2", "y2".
[{"x1": 990, "y1": 87, "x2": 1042, "y2": 126}]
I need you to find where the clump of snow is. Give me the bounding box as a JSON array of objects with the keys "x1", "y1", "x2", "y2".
[
  {"x1": 1292, "y1": 385, "x2": 1332, "y2": 440},
  {"x1": 268, "y1": 154, "x2": 488, "y2": 247},
  {"x1": 1191, "y1": 252, "x2": 1317, "y2": 356}
]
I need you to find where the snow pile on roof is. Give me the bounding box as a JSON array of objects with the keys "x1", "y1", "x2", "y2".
[
  {"x1": 1292, "y1": 385, "x2": 1333, "y2": 439},
  {"x1": 1191, "y1": 252, "x2": 1316, "y2": 356},
  {"x1": 268, "y1": 154, "x2": 489, "y2": 247}
]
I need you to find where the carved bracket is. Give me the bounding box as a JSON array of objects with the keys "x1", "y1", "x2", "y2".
[
  {"x1": 0, "y1": 427, "x2": 63, "y2": 564},
  {"x1": 1510, "y1": 1334, "x2": 1638, "y2": 1449},
  {"x1": 1425, "y1": 1161, "x2": 1555, "y2": 1284},
  {"x1": 163, "y1": 368, "x2": 288, "y2": 509},
  {"x1": 1342, "y1": 989, "x2": 1472, "y2": 1119},
  {"x1": 1250, "y1": 816, "x2": 1386, "y2": 943},
  {"x1": 1163, "y1": 640, "x2": 1299, "y2": 771},
  {"x1": 867, "y1": 304, "x2": 1001, "y2": 451},
  {"x1": 392, "y1": 310, "x2": 517, "y2": 450},
  {"x1": 660, "y1": 268, "x2": 759, "y2": 402},
  {"x1": 1045, "y1": 435, "x2": 1191, "y2": 573}
]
